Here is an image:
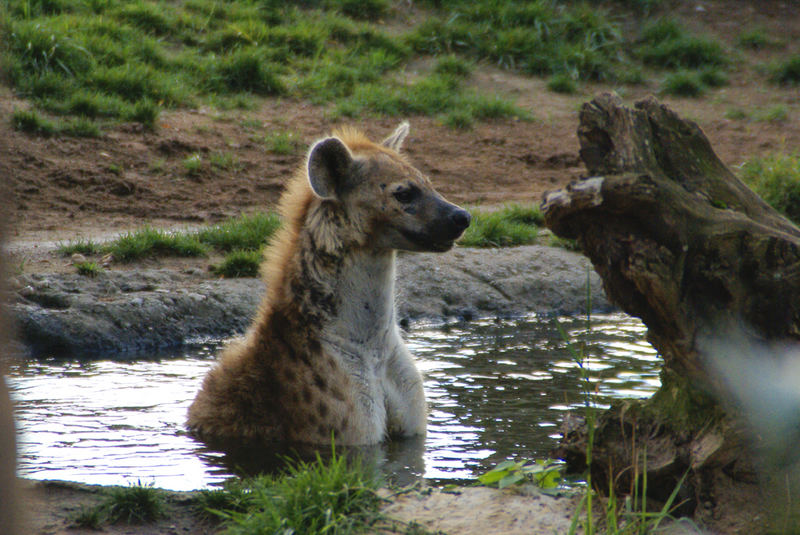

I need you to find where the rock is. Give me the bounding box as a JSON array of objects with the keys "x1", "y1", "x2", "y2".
[{"x1": 10, "y1": 245, "x2": 611, "y2": 358}]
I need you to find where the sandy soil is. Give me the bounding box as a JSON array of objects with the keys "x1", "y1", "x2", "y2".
[{"x1": 2, "y1": 1, "x2": 800, "y2": 533}]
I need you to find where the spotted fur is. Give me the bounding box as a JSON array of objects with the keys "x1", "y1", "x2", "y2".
[{"x1": 187, "y1": 122, "x2": 470, "y2": 445}]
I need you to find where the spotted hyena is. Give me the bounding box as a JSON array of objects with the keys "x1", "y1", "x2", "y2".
[{"x1": 187, "y1": 122, "x2": 470, "y2": 445}]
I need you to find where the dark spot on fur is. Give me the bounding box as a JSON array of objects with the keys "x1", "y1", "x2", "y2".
[
  {"x1": 331, "y1": 388, "x2": 345, "y2": 402},
  {"x1": 307, "y1": 412, "x2": 318, "y2": 425},
  {"x1": 318, "y1": 423, "x2": 332, "y2": 437},
  {"x1": 302, "y1": 386, "x2": 312, "y2": 403},
  {"x1": 380, "y1": 183, "x2": 386, "y2": 190},
  {"x1": 313, "y1": 372, "x2": 327, "y2": 391},
  {"x1": 283, "y1": 368, "x2": 295, "y2": 382},
  {"x1": 318, "y1": 401, "x2": 329, "y2": 417}
]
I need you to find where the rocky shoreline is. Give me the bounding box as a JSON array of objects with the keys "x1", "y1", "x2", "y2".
[{"x1": 9, "y1": 245, "x2": 611, "y2": 358}]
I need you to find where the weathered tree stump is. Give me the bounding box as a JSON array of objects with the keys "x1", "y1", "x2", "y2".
[{"x1": 543, "y1": 93, "x2": 800, "y2": 522}]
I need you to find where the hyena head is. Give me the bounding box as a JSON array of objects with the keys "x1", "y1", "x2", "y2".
[{"x1": 306, "y1": 122, "x2": 470, "y2": 252}]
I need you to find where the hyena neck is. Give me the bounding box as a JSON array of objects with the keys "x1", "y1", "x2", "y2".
[
  {"x1": 291, "y1": 206, "x2": 398, "y2": 350},
  {"x1": 329, "y1": 248, "x2": 398, "y2": 345}
]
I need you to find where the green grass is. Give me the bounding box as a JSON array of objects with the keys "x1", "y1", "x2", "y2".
[
  {"x1": 105, "y1": 482, "x2": 166, "y2": 524},
  {"x1": 724, "y1": 107, "x2": 749, "y2": 121},
  {"x1": 660, "y1": 71, "x2": 706, "y2": 97},
  {"x1": 433, "y1": 54, "x2": 473, "y2": 78},
  {"x1": 2, "y1": 0, "x2": 407, "y2": 130},
  {"x1": 264, "y1": 130, "x2": 303, "y2": 155},
  {"x1": 68, "y1": 481, "x2": 166, "y2": 528},
  {"x1": 459, "y1": 204, "x2": 542, "y2": 248},
  {"x1": 739, "y1": 151, "x2": 800, "y2": 224},
  {"x1": 406, "y1": 1, "x2": 623, "y2": 81},
  {"x1": 75, "y1": 260, "x2": 102, "y2": 277},
  {"x1": 11, "y1": 108, "x2": 57, "y2": 136},
  {"x1": 336, "y1": 72, "x2": 529, "y2": 122},
  {"x1": 210, "y1": 152, "x2": 240, "y2": 171},
  {"x1": 106, "y1": 227, "x2": 208, "y2": 262},
  {"x1": 637, "y1": 19, "x2": 728, "y2": 70},
  {"x1": 56, "y1": 212, "x2": 282, "y2": 269},
  {"x1": 196, "y1": 212, "x2": 282, "y2": 252},
  {"x1": 769, "y1": 56, "x2": 800, "y2": 86},
  {"x1": 547, "y1": 73, "x2": 579, "y2": 94},
  {"x1": 58, "y1": 238, "x2": 102, "y2": 256},
  {"x1": 753, "y1": 104, "x2": 788, "y2": 123},
  {"x1": 205, "y1": 451, "x2": 384, "y2": 535},
  {"x1": 60, "y1": 116, "x2": 101, "y2": 137},
  {"x1": 3, "y1": 0, "x2": 746, "y2": 132},
  {"x1": 11, "y1": 108, "x2": 101, "y2": 137},
  {"x1": 737, "y1": 27, "x2": 784, "y2": 50},
  {"x1": 442, "y1": 108, "x2": 475, "y2": 130},
  {"x1": 69, "y1": 505, "x2": 106, "y2": 529},
  {"x1": 182, "y1": 153, "x2": 203, "y2": 175}
]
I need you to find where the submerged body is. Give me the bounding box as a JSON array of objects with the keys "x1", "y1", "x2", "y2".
[{"x1": 187, "y1": 123, "x2": 470, "y2": 445}]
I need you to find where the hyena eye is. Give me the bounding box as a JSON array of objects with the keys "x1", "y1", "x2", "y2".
[{"x1": 393, "y1": 185, "x2": 419, "y2": 204}]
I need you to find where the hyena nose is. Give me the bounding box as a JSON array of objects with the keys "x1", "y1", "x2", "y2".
[{"x1": 450, "y1": 209, "x2": 471, "y2": 231}]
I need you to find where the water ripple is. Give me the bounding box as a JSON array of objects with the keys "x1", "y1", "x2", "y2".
[{"x1": 8, "y1": 312, "x2": 659, "y2": 490}]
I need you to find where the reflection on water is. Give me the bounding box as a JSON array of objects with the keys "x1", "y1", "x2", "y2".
[{"x1": 7, "y1": 312, "x2": 659, "y2": 491}]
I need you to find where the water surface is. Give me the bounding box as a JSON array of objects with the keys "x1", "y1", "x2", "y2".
[{"x1": 8, "y1": 312, "x2": 660, "y2": 490}]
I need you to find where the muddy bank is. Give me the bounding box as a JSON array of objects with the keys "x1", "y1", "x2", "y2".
[
  {"x1": 20, "y1": 478, "x2": 591, "y2": 535},
  {"x1": 9, "y1": 245, "x2": 610, "y2": 358}
]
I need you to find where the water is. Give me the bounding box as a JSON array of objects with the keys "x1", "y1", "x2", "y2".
[{"x1": 7, "y1": 313, "x2": 660, "y2": 491}]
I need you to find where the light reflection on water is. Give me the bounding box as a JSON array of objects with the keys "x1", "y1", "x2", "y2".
[{"x1": 7, "y1": 312, "x2": 659, "y2": 491}]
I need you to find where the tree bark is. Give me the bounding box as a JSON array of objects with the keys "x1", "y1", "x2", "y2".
[{"x1": 543, "y1": 93, "x2": 800, "y2": 520}]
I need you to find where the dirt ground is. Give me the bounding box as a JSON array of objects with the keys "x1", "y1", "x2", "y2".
[
  {"x1": 2, "y1": 1, "x2": 800, "y2": 533},
  {"x1": 3, "y1": 1, "x2": 800, "y2": 273}
]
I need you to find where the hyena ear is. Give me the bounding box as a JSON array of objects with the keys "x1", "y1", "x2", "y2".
[
  {"x1": 382, "y1": 121, "x2": 410, "y2": 152},
  {"x1": 307, "y1": 137, "x2": 353, "y2": 200}
]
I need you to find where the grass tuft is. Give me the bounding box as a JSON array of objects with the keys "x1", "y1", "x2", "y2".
[
  {"x1": 753, "y1": 104, "x2": 788, "y2": 123},
  {"x1": 60, "y1": 116, "x2": 101, "y2": 137},
  {"x1": 737, "y1": 27, "x2": 783, "y2": 50},
  {"x1": 406, "y1": 1, "x2": 623, "y2": 81},
  {"x1": 106, "y1": 227, "x2": 208, "y2": 262},
  {"x1": 209, "y1": 48, "x2": 286, "y2": 95},
  {"x1": 212, "y1": 249, "x2": 262, "y2": 278},
  {"x1": 769, "y1": 56, "x2": 800, "y2": 86},
  {"x1": 127, "y1": 99, "x2": 159, "y2": 129},
  {"x1": 69, "y1": 505, "x2": 106, "y2": 529},
  {"x1": 58, "y1": 238, "x2": 102, "y2": 256},
  {"x1": 660, "y1": 71, "x2": 706, "y2": 97},
  {"x1": 215, "y1": 451, "x2": 383, "y2": 534},
  {"x1": 183, "y1": 153, "x2": 203, "y2": 175},
  {"x1": 75, "y1": 261, "x2": 102, "y2": 277},
  {"x1": 433, "y1": 54, "x2": 473, "y2": 78},
  {"x1": 637, "y1": 18, "x2": 728, "y2": 70},
  {"x1": 105, "y1": 482, "x2": 165, "y2": 525},
  {"x1": 459, "y1": 204, "x2": 541, "y2": 248},
  {"x1": 197, "y1": 212, "x2": 282, "y2": 252},
  {"x1": 264, "y1": 130, "x2": 302, "y2": 155},
  {"x1": 739, "y1": 152, "x2": 800, "y2": 224},
  {"x1": 337, "y1": 73, "x2": 527, "y2": 122},
  {"x1": 11, "y1": 108, "x2": 57, "y2": 136},
  {"x1": 194, "y1": 479, "x2": 251, "y2": 523},
  {"x1": 547, "y1": 73, "x2": 579, "y2": 94},
  {"x1": 57, "y1": 213, "x2": 282, "y2": 267}
]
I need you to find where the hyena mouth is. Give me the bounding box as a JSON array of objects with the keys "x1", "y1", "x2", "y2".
[
  {"x1": 401, "y1": 209, "x2": 471, "y2": 251},
  {"x1": 400, "y1": 228, "x2": 452, "y2": 250}
]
